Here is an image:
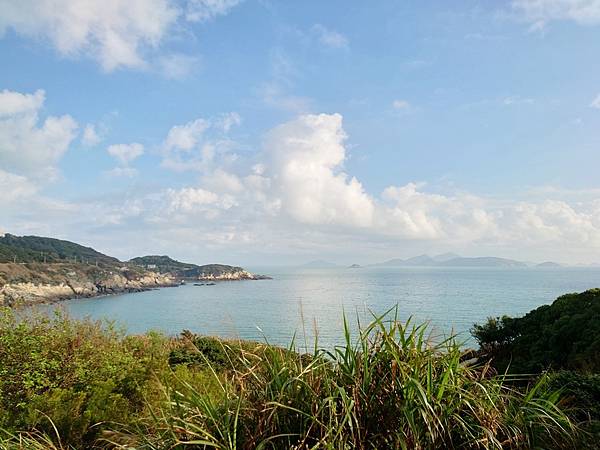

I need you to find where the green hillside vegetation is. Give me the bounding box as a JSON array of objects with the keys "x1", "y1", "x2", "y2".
[
  {"x1": 129, "y1": 255, "x2": 198, "y2": 273},
  {"x1": 0, "y1": 308, "x2": 579, "y2": 449},
  {"x1": 471, "y1": 289, "x2": 600, "y2": 374},
  {"x1": 0, "y1": 234, "x2": 253, "y2": 282},
  {"x1": 0, "y1": 234, "x2": 118, "y2": 266},
  {"x1": 472, "y1": 289, "x2": 600, "y2": 447},
  {"x1": 129, "y1": 256, "x2": 247, "y2": 278}
]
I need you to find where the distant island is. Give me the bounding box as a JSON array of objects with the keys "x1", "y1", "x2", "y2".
[
  {"x1": 0, "y1": 234, "x2": 269, "y2": 307},
  {"x1": 536, "y1": 261, "x2": 562, "y2": 268},
  {"x1": 370, "y1": 254, "x2": 527, "y2": 268},
  {"x1": 296, "y1": 254, "x2": 581, "y2": 268}
]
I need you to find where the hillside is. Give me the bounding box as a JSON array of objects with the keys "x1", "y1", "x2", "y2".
[
  {"x1": 0, "y1": 235, "x2": 267, "y2": 306},
  {"x1": 0, "y1": 234, "x2": 118, "y2": 265},
  {"x1": 373, "y1": 254, "x2": 527, "y2": 267},
  {"x1": 440, "y1": 256, "x2": 527, "y2": 267},
  {"x1": 537, "y1": 261, "x2": 562, "y2": 267},
  {"x1": 130, "y1": 255, "x2": 268, "y2": 280},
  {"x1": 472, "y1": 289, "x2": 600, "y2": 373},
  {"x1": 129, "y1": 255, "x2": 197, "y2": 273}
]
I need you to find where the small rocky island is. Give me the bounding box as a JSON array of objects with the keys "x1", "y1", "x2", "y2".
[{"x1": 0, "y1": 234, "x2": 270, "y2": 307}]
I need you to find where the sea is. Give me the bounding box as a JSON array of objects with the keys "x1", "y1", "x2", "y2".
[{"x1": 36, "y1": 266, "x2": 600, "y2": 349}]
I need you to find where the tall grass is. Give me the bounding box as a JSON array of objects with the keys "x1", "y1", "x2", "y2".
[
  {"x1": 0, "y1": 307, "x2": 579, "y2": 449},
  {"x1": 117, "y1": 310, "x2": 577, "y2": 450}
]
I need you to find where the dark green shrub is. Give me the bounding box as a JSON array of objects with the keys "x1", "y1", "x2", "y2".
[
  {"x1": 169, "y1": 333, "x2": 238, "y2": 368},
  {"x1": 471, "y1": 289, "x2": 600, "y2": 373},
  {"x1": 0, "y1": 308, "x2": 168, "y2": 447}
]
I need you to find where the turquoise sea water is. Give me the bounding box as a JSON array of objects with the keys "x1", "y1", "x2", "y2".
[{"x1": 38, "y1": 267, "x2": 600, "y2": 348}]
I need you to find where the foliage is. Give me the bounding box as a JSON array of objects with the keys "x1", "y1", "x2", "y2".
[
  {"x1": 0, "y1": 308, "x2": 584, "y2": 449},
  {"x1": 128, "y1": 256, "x2": 245, "y2": 279},
  {"x1": 124, "y1": 313, "x2": 576, "y2": 449},
  {"x1": 471, "y1": 288, "x2": 600, "y2": 373},
  {"x1": 0, "y1": 308, "x2": 168, "y2": 447},
  {"x1": 547, "y1": 371, "x2": 600, "y2": 449},
  {"x1": 0, "y1": 234, "x2": 118, "y2": 265},
  {"x1": 168, "y1": 333, "x2": 230, "y2": 367},
  {"x1": 128, "y1": 255, "x2": 197, "y2": 273}
]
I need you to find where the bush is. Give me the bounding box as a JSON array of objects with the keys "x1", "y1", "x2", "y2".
[
  {"x1": 0, "y1": 308, "x2": 584, "y2": 449},
  {"x1": 471, "y1": 289, "x2": 600, "y2": 373},
  {"x1": 168, "y1": 333, "x2": 230, "y2": 367},
  {"x1": 0, "y1": 308, "x2": 168, "y2": 447},
  {"x1": 130, "y1": 315, "x2": 577, "y2": 450}
]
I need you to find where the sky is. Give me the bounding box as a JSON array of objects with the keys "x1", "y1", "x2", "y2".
[{"x1": 1, "y1": 0, "x2": 600, "y2": 266}]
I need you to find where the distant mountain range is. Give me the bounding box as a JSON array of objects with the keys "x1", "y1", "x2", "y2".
[
  {"x1": 298, "y1": 254, "x2": 572, "y2": 269},
  {"x1": 536, "y1": 261, "x2": 562, "y2": 268},
  {"x1": 371, "y1": 254, "x2": 527, "y2": 268}
]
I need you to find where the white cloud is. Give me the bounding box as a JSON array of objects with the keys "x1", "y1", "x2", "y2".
[
  {"x1": 392, "y1": 99, "x2": 411, "y2": 110},
  {"x1": 152, "y1": 113, "x2": 600, "y2": 258},
  {"x1": 158, "y1": 53, "x2": 200, "y2": 80},
  {"x1": 590, "y1": 93, "x2": 600, "y2": 109},
  {"x1": 264, "y1": 113, "x2": 374, "y2": 227},
  {"x1": 312, "y1": 24, "x2": 349, "y2": 49},
  {"x1": 161, "y1": 115, "x2": 240, "y2": 172},
  {"x1": 260, "y1": 82, "x2": 313, "y2": 113},
  {"x1": 0, "y1": 0, "x2": 179, "y2": 71},
  {"x1": 203, "y1": 169, "x2": 244, "y2": 193},
  {"x1": 379, "y1": 183, "x2": 497, "y2": 240},
  {"x1": 0, "y1": 89, "x2": 45, "y2": 116},
  {"x1": 502, "y1": 95, "x2": 534, "y2": 105},
  {"x1": 164, "y1": 118, "x2": 210, "y2": 152},
  {"x1": 82, "y1": 124, "x2": 102, "y2": 147},
  {"x1": 512, "y1": 0, "x2": 600, "y2": 27},
  {"x1": 105, "y1": 166, "x2": 139, "y2": 178},
  {"x1": 107, "y1": 143, "x2": 144, "y2": 165},
  {"x1": 5, "y1": 108, "x2": 600, "y2": 264},
  {"x1": 217, "y1": 112, "x2": 242, "y2": 132},
  {"x1": 0, "y1": 89, "x2": 78, "y2": 178},
  {"x1": 185, "y1": 0, "x2": 242, "y2": 22},
  {"x1": 0, "y1": 169, "x2": 38, "y2": 203}
]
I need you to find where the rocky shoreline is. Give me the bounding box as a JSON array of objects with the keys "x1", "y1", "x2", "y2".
[
  {"x1": 0, "y1": 269, "x2": 178, "y2": 307},
  {"x1": 0, "y1": 262, "x2": 272, "y2": 307}
]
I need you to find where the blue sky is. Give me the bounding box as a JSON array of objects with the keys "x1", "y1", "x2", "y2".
[{"x1": 1, "y1": 0, "x2": 600, "y2": 265}]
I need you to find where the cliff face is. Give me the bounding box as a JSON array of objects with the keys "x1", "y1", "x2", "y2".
[
  {"x1": 129, "y1": 257, "x2": 267, "y2": 281},
  {"x1": 0, "y1": 263, "x2": 176, "y2": 307},
  {"x1": 0, "y1": 234, "x2": 273, "y2": 307},
  {"x1": 196, "y1": 269, "x2": 256, "y2": 280}
]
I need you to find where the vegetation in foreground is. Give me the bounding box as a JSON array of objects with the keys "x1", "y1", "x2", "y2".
[
  {"x1": 0, "y1": 306, "x2": 583, "y2": 450},
  {"x1": 472, "y1": 288, "x2": 600, "y2": 448}
]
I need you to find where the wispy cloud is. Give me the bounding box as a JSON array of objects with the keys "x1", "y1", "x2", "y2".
[
  {"x1": 502, "y1": 95, "x2": 534, "y2": 105},
  {"x1": 157, "y1": 53, "x2": 201, "y2": 80},
  {"x1": 511, "y1": 0, "x2": 600, "y2": 29},
  {"x1": 392, "y1": 99, "x2": 411, "y2": 110},
  {"x1": 311, "y1": 24, "x2": 349, "y2": 49},
  {"x1": 0, "y1": 0, "x2": 241, "y2": 73},
  {"x1": 185, "y1": 0, "x2": 243, "y2": 22},
  {"x1": 0, "y1": 89, "x2": 78, "y2": 180}
]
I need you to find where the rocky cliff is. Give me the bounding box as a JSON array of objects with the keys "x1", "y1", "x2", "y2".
[
  {"x1": 0, "y1": 262, "x2": 176, "y2": 307},
  {"x1": 0, "y1": 234, "x2": 271, "y2": 307},
  {"x1": 130, "y1": 257, "x2": 270, "y2": 281}
]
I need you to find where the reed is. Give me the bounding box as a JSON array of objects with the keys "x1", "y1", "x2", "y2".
[{"x1": 123, "y1": 310, "x2": 576, "y2": 449}]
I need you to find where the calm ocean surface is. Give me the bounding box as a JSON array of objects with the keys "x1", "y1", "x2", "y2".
[{"x1": 39, "y1": 267, "x2": 600, "y2": 348}]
